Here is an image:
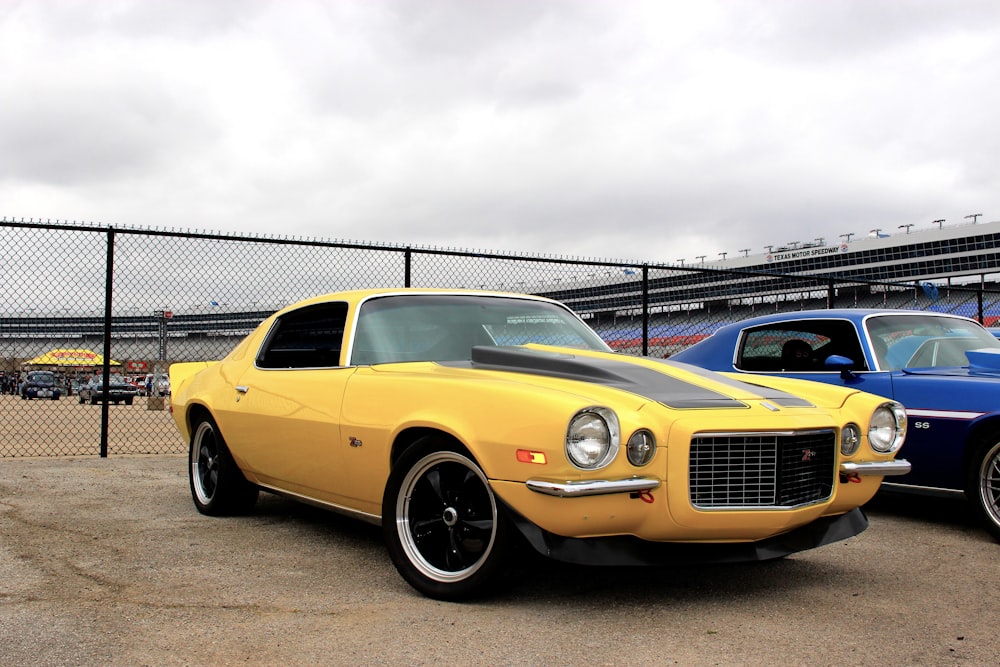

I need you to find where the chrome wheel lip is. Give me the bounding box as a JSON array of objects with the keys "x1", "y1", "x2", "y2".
[
  {"x1": 979, "y1": 441, "x2": 1000, "y2": 529},
  {"x1": 394, "y1": 451, "x2": 497, "y2": 584},
  {"x1": 191, "y1": 422, "x2": 219, "y2": 506}
]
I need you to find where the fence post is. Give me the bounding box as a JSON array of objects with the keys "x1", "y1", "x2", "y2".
[
  {"x1": 404, "y1": 247, "x2": 412, "y2": 287},
  {"x1": 978, "y1": 287, "x2": 984, "y2": 323},
  {"x1": 100, "y1": 228, "x2": 116, "y2": 457},
  {"x1": 641, "y1": 264, "x2": 649, "y2": 356}
]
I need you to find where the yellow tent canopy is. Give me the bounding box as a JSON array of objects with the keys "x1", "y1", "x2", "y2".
[{"x1": 22, "y1": 349, "x2": 121, "y2": 367}]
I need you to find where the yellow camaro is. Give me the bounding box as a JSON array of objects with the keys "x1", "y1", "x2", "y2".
[{"x1": 170, "y1": 289, "x2": 910, "y2": 600}]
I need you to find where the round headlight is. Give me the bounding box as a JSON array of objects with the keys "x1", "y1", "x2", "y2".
[
  {"x1": 841, "y1": 423, "x2": 861, "y2": 456},
  {"x1": 626, "y1": 429, "x2": 657, "y2": 466},
  {"x1": 566, "y1": 407, "x2": 619, "y2": 469},
  {"x1": 869, "y1": 402, "x2": 906, "y2": 453}
]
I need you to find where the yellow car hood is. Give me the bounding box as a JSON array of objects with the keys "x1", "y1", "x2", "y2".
[{"x1": 424, "y1": 344, "x2": 855, "y2": 410}]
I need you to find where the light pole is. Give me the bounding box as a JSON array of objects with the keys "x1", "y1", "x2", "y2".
[
  {"x1": 718, "y1": 252, "x2": 727, "y2": 260},
  {"x1": 740, "y1": 248, "x2": 750, "y2": 257},
  {"x1": 933, "y1": 219, "x2": 945, "y2": 229},
  {"x1": 898, "y1": 224, "x2": 914, "y2": 234},
  {"x1": 840, "y1": 233, "x2": 854, "y2": 243},
  {"x1": 965, "y1": 213, "x2": 982, "y2": 224}
]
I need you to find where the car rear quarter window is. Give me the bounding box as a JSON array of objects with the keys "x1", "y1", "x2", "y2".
[{"x1": 256, "y1": 302, "x2": 348, "y2": 369}]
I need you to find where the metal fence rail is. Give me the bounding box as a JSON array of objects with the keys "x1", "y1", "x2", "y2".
[{"x1": 3, "y1": 219, "x2": 999, "y2": 457}]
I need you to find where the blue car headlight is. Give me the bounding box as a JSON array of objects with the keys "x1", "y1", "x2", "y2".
[{"x1": 566, "y1": 407, "x2": 619, "y2": 469}]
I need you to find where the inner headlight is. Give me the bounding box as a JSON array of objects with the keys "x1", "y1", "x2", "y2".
[
  {"x1": 626, "y1": 429, "x2": 656, "y2": 466},
  {"x1": 566, "y1": 407, "x2": 620, "y2": 469},
  {"x1": 869, "y1": 402, "x2": 906, "y2": 453},
  {"x1": 841, "y1": 423, "x2": 861, "y2": 456}
]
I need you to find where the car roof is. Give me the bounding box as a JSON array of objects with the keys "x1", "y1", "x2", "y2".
[
  {"x1": 270, "y1": 288, "x2": 560, "y2": 316},
  {"x1": 715, "y1": 309, "x2": 979, "y2": 330}
]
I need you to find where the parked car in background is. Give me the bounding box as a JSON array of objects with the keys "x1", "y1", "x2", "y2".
[
  {"x1": 141, "y1": 373, "x2": 171, "y2": 396},
  {"x1": 78, "y1": 374, "x2": 139, "y2": 405},
  {"x1": 170, "y1": 289, "x2": 908, "y2": 600},
  {"x1": 20, "y1": 370, "x2": 62, "y2": 400},
  {"x1": 672, "y1": 309, "x2": 1000, "y2": 541}
]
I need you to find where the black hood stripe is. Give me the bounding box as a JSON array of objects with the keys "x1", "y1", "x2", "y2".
[{"x1": 444, "y1": 346, "x2": 811, "y2": 409}]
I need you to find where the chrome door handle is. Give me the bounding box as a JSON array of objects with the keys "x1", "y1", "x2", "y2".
[{"x1": 235, "y1": 385, "x2": 249, "y2": 394}]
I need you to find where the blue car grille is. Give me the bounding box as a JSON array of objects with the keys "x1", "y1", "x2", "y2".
[{"x1": 688, "y1": 430, "x2": 836, "y2": 509}]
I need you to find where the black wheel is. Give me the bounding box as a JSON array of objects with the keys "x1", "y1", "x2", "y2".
[
  {"x1": 189, "y1": 417, "x2": 258, "y2": 516},
  {"x1": 89, "y1": 396, "x2": 97, "y2": 405},
  {"x1": 125, "y1": 397, "x2": 133, "y2": 405},
  {"x1": 968, "y1": 437, "x2": 1000, "y2": 542},
  {"x1": 382, "y1": 439, "x2": 512, "y2": 600},
  {"x1": 79, "y1": 395, "x2": 85, "y2": 404}
]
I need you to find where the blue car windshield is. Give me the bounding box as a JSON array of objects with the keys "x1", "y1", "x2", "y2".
[
  {"x1": 865, "y1": 314, "x2": 999, "y2": 370},
  {"x1": 351, "y1": 294, "x2": 610, "y2": 365}
]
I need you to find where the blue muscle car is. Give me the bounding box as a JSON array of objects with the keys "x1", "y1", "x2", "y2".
[{"x1": 672, "y1": 309, "x2": 1000, "y2": 541}]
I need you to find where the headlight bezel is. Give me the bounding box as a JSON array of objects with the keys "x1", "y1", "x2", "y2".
[
  {"x1": 868, "y1": 401, "x2": 906, "y2": 454},
  {"x1": 565, "y1": 406, "x2": 620, "y2": 470}
]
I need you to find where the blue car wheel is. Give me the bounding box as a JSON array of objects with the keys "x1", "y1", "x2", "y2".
[{"x1": 971, "y1": 438, "x2": 1000, "y2": 541}]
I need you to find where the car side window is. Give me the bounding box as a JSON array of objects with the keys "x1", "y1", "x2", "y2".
[
  {"x1": 256, "y1": 302, "x2": 348, "y2": 369},
  {"x1": 736, "y1": 320, "x2": 869, "y2": 372}
]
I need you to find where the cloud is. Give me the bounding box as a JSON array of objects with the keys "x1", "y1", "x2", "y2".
[{"x1": 1, "y1": 0, "x2": 998, "y2": 266}]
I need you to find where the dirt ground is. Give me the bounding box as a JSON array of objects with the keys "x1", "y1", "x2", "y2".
[
  {"x1": 1, "y1": 455, "x2": 998, "y2": 666},
  {"x1": 0, "y1": 393, "x2": 183, "y2": 457}
]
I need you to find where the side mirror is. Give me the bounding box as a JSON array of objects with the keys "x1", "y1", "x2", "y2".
[{"x1": 824, "y1": 354, "x2": 855, "y2": 380}]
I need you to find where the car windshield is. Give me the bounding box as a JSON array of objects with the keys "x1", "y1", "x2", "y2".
[
  {"x1": 865, "y1": 313, "x2": 999, "y2": 370},
  {"x1": 351, "y1": 294, "x2": 611, "y2": 365},
  {"x1": 28, "y1": 372, "x2": 55, "y2": 385},
  {"x1": 93, "y1": 375, "x2": 128, "y2": 385}
]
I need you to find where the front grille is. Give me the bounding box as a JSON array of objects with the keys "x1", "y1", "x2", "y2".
[{"x1": 689, "y1": 430, "x2": 836, "y2": 509}]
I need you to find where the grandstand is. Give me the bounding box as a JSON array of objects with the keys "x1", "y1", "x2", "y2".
[
  {"x1": 548, "y1": 219, "x2": 1000, "y2": 355},
  {"x1": 3, "y1": 219, "x2": 1000, "y2": 363}
]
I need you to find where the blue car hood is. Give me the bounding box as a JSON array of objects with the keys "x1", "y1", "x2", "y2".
[{"x1": 902, "y1": 347, "x2": 1000, "y2": 378}]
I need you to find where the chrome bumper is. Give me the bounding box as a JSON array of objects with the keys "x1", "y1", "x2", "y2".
[
  {"x1": 840, "y1": 459, "x2": 911, "y2": 476},
  {"x1": 526, "y1": 477, "x2": 660, "y2": 497},
  {"x1": 526, "y1": 459, "x2": 909, "y2": 498}
]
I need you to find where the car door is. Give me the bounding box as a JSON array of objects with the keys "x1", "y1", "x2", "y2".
[{"x1": 219, "y1": 301, "x2": 358, "y2": 503}]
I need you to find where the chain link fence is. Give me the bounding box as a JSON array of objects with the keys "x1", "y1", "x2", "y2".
[{"x1": 4, "y1": 220, "x2": 1000, "y2": 457}]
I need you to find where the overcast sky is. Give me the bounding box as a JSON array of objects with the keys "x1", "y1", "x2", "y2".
[{"x1": 2, "y1": 0, "x2": 998, "y2": 265}]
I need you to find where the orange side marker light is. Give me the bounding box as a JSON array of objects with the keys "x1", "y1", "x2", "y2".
[{"x1": 516, "y1": 450, "x2": 547, "y2": 464}]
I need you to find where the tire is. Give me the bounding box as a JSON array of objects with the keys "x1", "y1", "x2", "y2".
[
  {"x1": 125, "y1": 397, "x2": 133, "y2": 405},
  {"x1": 382, "y1": 438, "x2": 512, "y2": 601},
  {"x1": 968, "y1": 437, "x2": 1000, "y2": 542},
  {"x1": 189, "y1": 417, "x2": 258, "y2": 516},
  {"x1": 79, "y1": 395, "x2": 85, "y2": 404},
  {"x1": 90, "y1": 396, "x2": 97, "y2": 405}
]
